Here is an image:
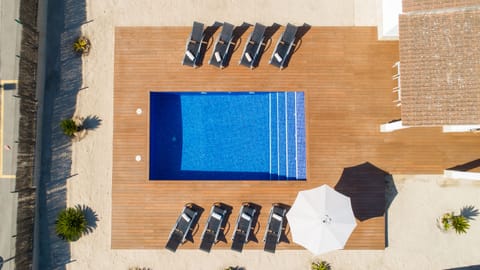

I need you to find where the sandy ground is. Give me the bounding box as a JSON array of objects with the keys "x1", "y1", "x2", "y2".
[{"x1": 64, "y1": 0, "x2": 480, "y2": 269}]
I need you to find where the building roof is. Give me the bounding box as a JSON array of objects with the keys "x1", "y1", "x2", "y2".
[
  {"x1": 399, "y1": 5, "x2": 480, "y2": 126},
  {"x1": 402, "y1": 0, "x2": 480, "y2": 12}
]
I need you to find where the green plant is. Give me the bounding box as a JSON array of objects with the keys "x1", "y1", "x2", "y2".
[
  {"x1": 312, "y1": 261, "x2": 331, "y2": 270},
  {"x1": 60, "y1": 119, "x2": 80, "y2": 136},
  {"x1": 55, "y1": 206, "x2": 87, "y2": 241},
  {"x1": 441, "y1": 212, "x2": 470, "y2": 234},
  {"x1": 73, "y1": 36, "x2": 91, "y2": 54}
]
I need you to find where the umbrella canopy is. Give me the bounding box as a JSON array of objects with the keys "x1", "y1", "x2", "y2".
[
  {"x1": 334, "y1": 162, "x2": 391, "y2": 221},
  {"x1": 286, "y1": 184, "x2": 357, "y2": 255}
]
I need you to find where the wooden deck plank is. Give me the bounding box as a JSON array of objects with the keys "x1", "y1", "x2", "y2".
[{"x1": 112, "y1": 26, "x2": 480, "y2": 250}]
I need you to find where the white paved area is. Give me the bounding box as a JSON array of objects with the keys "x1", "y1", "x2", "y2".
[
  {"x1": 35, "y1": 0, "x2": 480, "y2": 269},
  {"x1": 90, "y1": 0, "x2": 377, "y2": 27}
]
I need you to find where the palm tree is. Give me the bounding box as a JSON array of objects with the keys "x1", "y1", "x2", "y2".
[
  {"x1": 73, "y1": 36, "x2": 91, "y2": 55},
  {"x1": 441, "y1": 212, "x2": 470, "y2": 234},
  {"x1": 312, "y1": 261, "x2": 331, "y2": 270},
  {"x1": 55, "y1": 206, "x2": 87, "y2": 241},
  {"x1": 60, "y1": 119, "x2": 80, "y2": 137}
]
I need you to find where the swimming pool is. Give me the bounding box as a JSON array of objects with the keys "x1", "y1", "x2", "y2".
[{"x1": 149, "y1": 92, "x2": 306, "y2": 180}]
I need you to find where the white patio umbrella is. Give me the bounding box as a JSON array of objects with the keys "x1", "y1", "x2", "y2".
[{"x1": 286, "y1": 184, "x2": 357, "y2": 255}]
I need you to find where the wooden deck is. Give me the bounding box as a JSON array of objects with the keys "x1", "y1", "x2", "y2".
[{"x1": 112, "y1": 26, "x2": 480, "y2": 250}]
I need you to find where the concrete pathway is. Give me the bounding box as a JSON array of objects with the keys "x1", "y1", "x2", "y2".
[{"x1": 0, "y1": 0, "x2": 22, "y2": 268}]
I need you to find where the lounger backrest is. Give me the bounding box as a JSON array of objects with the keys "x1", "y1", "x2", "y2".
[
  {"x1": 238, "y1": 215, "x2": 251, "y2": 232},
  {"x1": 250, "y1": 23, "x2": 266, "y2": 44},
  {"x1": 191, "y1": 21, "x2": 204, "y2": 42},
  {"x1": 238, "y1": 205, "x2": 255, "y2": 232},
  {"x1": 220, "y1": 22, "x2": 235, "y2": 42},
  {"x1": 282, "y1": 23, "x2": 298, "y2": 43},
  {"x1": 177, "y1": 207, "x2": 197, "y2": 234},
  {"x1": 269, "y1": 213, "x2": 283, "y2": 233},
  {"x1": 207, "y1": 209, "x2": 224, "y2": 232}
]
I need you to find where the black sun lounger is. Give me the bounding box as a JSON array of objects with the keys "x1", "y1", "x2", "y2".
[
  {"x1": 183, "y1": 21, "x2": 205, "y2": 68},
  {"x1": 231, "y1": 203, "x2": 256, "y2": 252},
  {"x1": 165, "y1": 204, "x2": 198, "y2": 252},
  {"x1": 239, "y1": 23, "x2": 266, "y2": 69},
  {"x1": 209, "y1": 22, "x2": 235, "y2": 69},
  {"x1": 269, "y1": 23, "x2": 298, "y2": 69},
  {"x1": 263, "y1": 204, "x2": 287, "y2": 253},
  {"x1": 199, "y1": 203, "x2": 228, "y2": 252}
]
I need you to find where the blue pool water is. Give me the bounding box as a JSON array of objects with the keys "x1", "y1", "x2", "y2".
[{"x1": 149, "y1": 92, "x2": 306, "y2": 180}]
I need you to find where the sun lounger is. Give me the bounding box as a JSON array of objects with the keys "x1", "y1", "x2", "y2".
[
  {"x1": 239, "y1": 23, "x2": 266, "y2": 69},
  {"x1": 269, "y1": 23, "x2": 298, "y2": 69},
  {"x1": 231, "y1": 203, "x2": 256, "y2": 252},
  {"x1": 165, "y1": 204, "x2": 198, "y2": 252},
  {"x1": 209, "y1": 22, "x2": 235, "y2": 69},
  {"x1": 263, "y1": 204, "x2": 287, "y2": 253},
  {"x1": 183, "y1": 22, "x2": 205, "y2": 68},
  {"x1": 200, "y1": 203, "x2": 228, "y2": 252}
]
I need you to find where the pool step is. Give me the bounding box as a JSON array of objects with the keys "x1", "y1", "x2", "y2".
[
  {"x1": 269, "y1": 92, "x2": 306, "y2": 180},
  {"x1": 295, "y1": 92, "x2": 306, "y2": 179},
  {"x1": 286, "y1": 92, "x2": 297, "y2": 179},
  {"x1": 269, "y1": 93, "x2": 278, "y2": 178},
  {"x1": 277, "y1": 92, "x2": 287, "y2": 180}
]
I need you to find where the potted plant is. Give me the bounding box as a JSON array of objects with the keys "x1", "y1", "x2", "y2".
[
  {"x1": 73, "y1": 36, "x2": 91, "y2": 55},
  {"x1": 55, "y1": 206, "x2": 88, "y2": 241},
  {"x1": 312, "y1": 261, "x2": 331, "y2": 270},
  {"x1": 440, "y1": 211, "x2": 470, "y2": 234}
]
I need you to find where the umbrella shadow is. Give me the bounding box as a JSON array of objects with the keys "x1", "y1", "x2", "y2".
[{"x1": 384, "y1": 174, "x2": 398, "y2": 247}]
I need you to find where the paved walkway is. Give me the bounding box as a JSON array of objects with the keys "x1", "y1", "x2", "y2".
[{"x1": 0, "y1": 0, "x2": 22, "y2": 268}]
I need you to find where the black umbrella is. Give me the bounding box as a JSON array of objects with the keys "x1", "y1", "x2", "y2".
[{"x1": 334, "y1": 162, "x2": 396, "y2": 221}]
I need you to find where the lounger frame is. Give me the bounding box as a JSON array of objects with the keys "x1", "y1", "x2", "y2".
[
  {"x1": 269, "y1": 23, "x2": 298, "y2": 69},
  {"x1": 239, "y1": 23, "x2": 266, "y2": 69},
  {"x1": 165, "y1": 204, "x2": 198, "y2": 252},
  {"x1": 209, "y1": 22, "x2": 235, "y2": 69},
  {"x1": 199, "y1": 203, "x2": 228, "y2": 252},
  {"x1": 263, "y1": 203, "x2": 287, "y2": 253},
  {"x1": 182, "y1": 21, "x2": 206, "y2": 68},
  {"x1": 231, "y1": 203, "x2": 256, "y2": 252}
]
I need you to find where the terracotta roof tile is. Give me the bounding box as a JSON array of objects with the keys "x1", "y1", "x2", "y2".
[
  {"x1": 399, "y1": 9, "x2": 480, "y2": 125},
  {"x1": 403, "y1": 0, "x2": 480, "y2": 13}
]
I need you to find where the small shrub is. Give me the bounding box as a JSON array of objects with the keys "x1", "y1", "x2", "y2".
[
  {"x1": 55, "y1": 206, "x2": 87, "y2": 241},
  {"x1": 73, "y1": 36, "x2": 91, "y2": 54},
  {"x1": 312, "y1": 260, "x2": 331, "y2": 270},
  {"x1": 60, "y1": 119, "x2": 80, "y2": 137},
  {"x1": 441, "y1": 212, "x2": 470, "y2": 234}
]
